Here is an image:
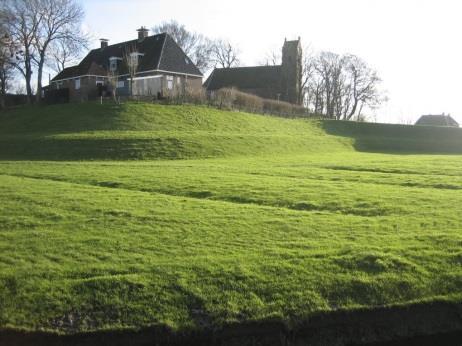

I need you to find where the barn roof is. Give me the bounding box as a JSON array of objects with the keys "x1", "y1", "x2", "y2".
[
  {"x1": 204, "y1": 65, "x2": 282, "y2": 91},
  {"x1": 51, "y1": 33, "x2": 202, "y2": 82},
  {"x1": 415, "y1": 114, "x2": 459, "y2": 127}
]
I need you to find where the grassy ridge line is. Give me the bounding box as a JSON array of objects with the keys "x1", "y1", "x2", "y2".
[
  {"x1": 0, "y1": 133, "x2": 350, "y2": 160},
  {"x1": 0, "y1": 103, "x2": 352, "y2": 160},
  {"x1": 2, "y1": 102, "x2": 462, "y2": 161},
  {"x1": 323, "y1": 120, "x2": 462, "y2": 153}
]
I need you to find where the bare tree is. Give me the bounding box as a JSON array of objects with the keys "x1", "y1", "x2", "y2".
[
  {"x1": 46, "y1": 38, "x2": 84, "y2": 74},
  {"x1": 341, "y1": 54, "x2": 383, "y2": 120},
  {"x1": 106, "y1": 70, "x2": 118, "y2": 104},
  {"x1": 0, "y1": 9, "x2": 15, "y2": 109},
  {"x1": 123, "y1": 43, "x2": 139, "y2": 97},
  {"x1": 152, "y1": 20, "x2": 214, "y2": 73},
  {"x1": 3, "y1": 0, "x2": 40, "y2": 103},
  {"x1": 307, "y1": 75, "x2": 325, "y2": 114},
  {"x1": 4, "y1": 0, "x2": 87, "y2": 103},
  {"x1": 300, "y1": 45, "x2": 315, "y2": 106},
  {"x1": 304, "y1": 51, "x2": 385, "y2": 120},
  {"x1": 260, "y1": 49, "x2": 281, "y2": 66},
  {"x1": 12, "y1": 82, "x2": 26, "y2": 95},
  {"x1": 0, "y1": 49, "x2": 15, "y2": 110},
  {"x1": 211, "y1": 39, "x2": 240, "y2": 68},
  {"x1": 31, "y1": 0, "x2": 86, "y2": 102},
  {"x1": 313, "y1": 52, "x2": 344, "y2": 118}
]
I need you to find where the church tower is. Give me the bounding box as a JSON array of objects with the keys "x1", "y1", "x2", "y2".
[{"x1": 281, "y1": 38, "x2": 302, "y2": 105}]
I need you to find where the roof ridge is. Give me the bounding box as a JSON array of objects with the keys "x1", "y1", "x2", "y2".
[
  {"x1": 93, "y1": 33, "x2": 166, "y2": 51},
  {"x1": 215, "y1": 65, "x2": 282, "y2": 70},
  {"x1": 203, "y1": 69, "x2": 215, "y2": 88},
  {"x1": 156, "y1": 33, "x2": 168, "y2": 70},
  {"x1": 50, "y1": 31, "x2": 202, "y2": 82}
]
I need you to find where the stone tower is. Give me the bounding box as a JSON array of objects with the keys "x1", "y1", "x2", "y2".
[{"x1": 281, "y1": 38, "x2": 302, "y2": 105}]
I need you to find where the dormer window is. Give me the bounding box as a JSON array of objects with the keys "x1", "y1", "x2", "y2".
[
  {"x1": 129, "y1": 52, "x2": 144, "y2": 67},
  {"x1": 109, "y1": 56, "x2": 122, "y2": 72}
]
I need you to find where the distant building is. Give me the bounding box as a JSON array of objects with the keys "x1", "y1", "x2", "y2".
[
  {"x1": 49, "y1": 27, "x2": 203, "y2": 101},
  {"x1": 204, "y1": 38, "x2": 303, "y2": 105},
  {"x1": 415, "y1": 114, "x2": 459, "y2": 127}
]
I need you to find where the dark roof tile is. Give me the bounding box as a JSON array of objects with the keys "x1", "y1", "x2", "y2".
[
  {"x1": 204, "y1": 65, "x2": 282, "y2": 91},
  {"x1": 158, "y1": 35, "x2": 202, "y2": 76},
  {"x1": 415, "y1": 114, "x2": 459, "y2": 127},
  {"x1": 51, "y1": 33, "x2": 202, "y2": 82},
  {"x1": 52, "y1": 65, "x2": 80, "y2": 81}
]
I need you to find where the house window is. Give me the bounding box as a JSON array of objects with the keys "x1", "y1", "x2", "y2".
[
  {"x1": 56, "y1": 81, "x2": 62, "y2": 89},
  {"x1": 96, "y1": 77, "x2": 104, "y2": 86},
  {"x1": 117, "y1": 80, "x2": 125, "y2": 88},
  {"x1": 109, "y1": 57, "x2": 121, "y2": 72},
  {"x1": 167, "y1": 75, "x2": 173, "y2": 90},
  {"x1": 75, "y1": 78, "x2": 80, "y2": 90},
  {"x1": 110, "y1": 60, "x2": 117, "y2": 72},
  {"x1": 177, "y1": 76, "x2": 181, "y2": 84},
  {"x1": 129, "y1": 52, "x2": 144, "y2": 68}
]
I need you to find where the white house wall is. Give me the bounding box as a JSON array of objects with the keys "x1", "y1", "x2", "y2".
[{"x1": 131, "y1": 76, "x2": 163, "y2": 96}]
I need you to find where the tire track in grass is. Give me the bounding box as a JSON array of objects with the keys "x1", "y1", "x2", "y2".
[{"x1": 0, "y1": 173, "x2": 389, "y2": 217}]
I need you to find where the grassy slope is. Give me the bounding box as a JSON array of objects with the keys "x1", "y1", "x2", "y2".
[
  {"x1": 0, "y1": 103, "x2": 462, "y2": 334},
  {"x1": 323, "y1": 120, "x2": 462, "y2": 153},
  {"x1": 0, "y1": 103, "x2": 351, "y2": 160}
]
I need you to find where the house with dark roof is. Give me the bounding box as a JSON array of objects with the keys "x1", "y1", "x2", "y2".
[
  {"x1": 204, "y1": 38, "x2": 303, "y2": 105},
  {"x1": 415, "y1": 114, "x2": 459, "y2": 127},
  {"x1": 49, "y1": 27, "x2": 203, "y2": 101}
]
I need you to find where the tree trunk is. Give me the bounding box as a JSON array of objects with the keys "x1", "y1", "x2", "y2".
[
  {"x1": 36, "y1": 52, "x2": 46, "y2": 103},
  {"x1": 24, "y1": 53, "x2": 34, "y2": 103},
  {"x1": 347, "y1": 99, "x2": 359, "y2": 120},
  {"x1": 25, "y1": 69, "x2": 33, "y2": 103},
  {"x1": 0, "y1": 76, "x2": 5, "y2": 110}
]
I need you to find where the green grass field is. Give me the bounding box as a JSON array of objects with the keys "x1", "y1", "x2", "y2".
[{"x1": 0, "y1": 103, "x2": 462, "y2": 337}]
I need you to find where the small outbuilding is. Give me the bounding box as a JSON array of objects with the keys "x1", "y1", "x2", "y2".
[{"x1": 415, "y1": 114, "x2": 459, "y2": 127}]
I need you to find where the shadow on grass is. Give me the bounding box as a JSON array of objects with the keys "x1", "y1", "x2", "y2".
[
  {"x1": 321, "y1": 120, "x2": 462, "y2": 155},
  {"x1": 0, "y1": 103, "x2": 127, "y2": 135},
  {"x1": 0, "y1": 137, "x2": 193, "y2": 161},
  {"x1": 1, "y1": 300, "x2": 461, "y2": 346}
]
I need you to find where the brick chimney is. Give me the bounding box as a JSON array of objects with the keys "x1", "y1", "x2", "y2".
[
  {"x1": 100, "y1": 38, "x2": 109, "y2": 49},
  {"x1": 137, "y1": 26, "x2": 149, "y2": 41}
]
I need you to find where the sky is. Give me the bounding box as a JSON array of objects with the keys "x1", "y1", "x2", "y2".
[{"x1": 78, "y1": 0, "x2": 462, "y2": 124}]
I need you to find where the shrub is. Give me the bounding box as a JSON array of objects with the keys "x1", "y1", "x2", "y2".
[
  {"x1": 162, "y1": 86, "x2": 315, "y2": 119},
  {"x1": 233, "y1": 89, "x2": 264, "y2": 113},
  {"x1": 263, "y1": 99, "x2": 310, "y2": 118},
  {"x1": 184, "y1": 87, "x2": 208, "y2": 105},
  {"x1": 210, "y1": 88, "x2": 236, "y2": 110}
]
